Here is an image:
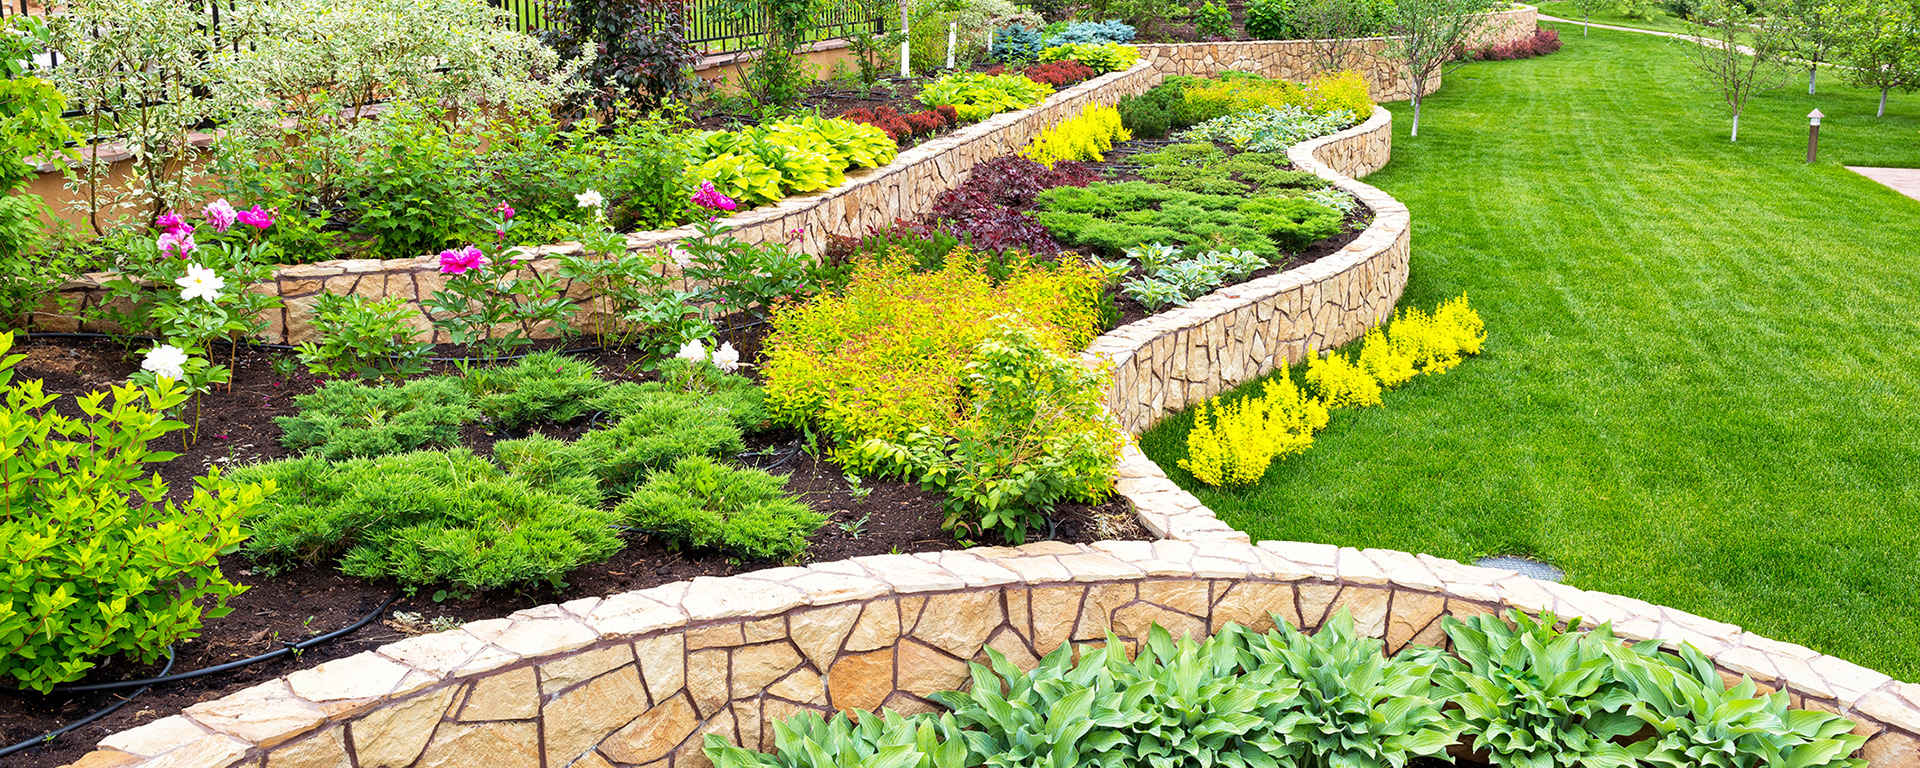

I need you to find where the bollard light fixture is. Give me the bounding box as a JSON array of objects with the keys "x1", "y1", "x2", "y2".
[{"x1": 1807, "y1": 109, "x2": 1823, "y2": 164}]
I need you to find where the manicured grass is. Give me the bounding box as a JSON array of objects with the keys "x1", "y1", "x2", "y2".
[
  {"x1": 1139, "y1": 24, "x2": 1920, "y2": 680},
  {"x1": 1532, "y1": 0, "x2": 1694, "y2": 35}
]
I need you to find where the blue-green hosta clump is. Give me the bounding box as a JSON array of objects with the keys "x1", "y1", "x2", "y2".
[
  {"x1": 1181, "y1": 105, "x2": 1361, "y2": 153},
  {"x1": 1621, "y1": 644, "x2": 1867, "y2": 768},
  {"x1": 1440, "y1": 611, "x2": 1652, "y2": 768}
]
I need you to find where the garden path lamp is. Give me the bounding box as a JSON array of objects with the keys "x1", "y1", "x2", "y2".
[{"x1": 1807, "y1": 109, "x2": 1823, "y2": 164}]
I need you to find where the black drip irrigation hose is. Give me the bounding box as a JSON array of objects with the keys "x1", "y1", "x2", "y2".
[
  {"x1": 0, "y1": 591, "x2": 402, "y2": 757},
  {"x1": 0, "y1": 649, "x2": 175, "y2": 759}
]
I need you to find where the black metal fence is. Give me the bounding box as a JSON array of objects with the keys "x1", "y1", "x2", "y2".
[{"x1": 488, "y1": 0, "x2": 885, "y2": 55}]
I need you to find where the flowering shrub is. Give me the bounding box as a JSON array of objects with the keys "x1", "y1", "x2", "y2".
[
  {"x1": 918, "y1": 72, "x2": 1054, "y2": 122},
  {"x1": 1039, "y1": 42, "x2": 1140, "y2": 73},
  {"x1": 1181, "y1": 366, "x2": 1327, "y2": 487},
  {"x1": 761, "y1": 248, "x2": 1106, "y2": 451},
  {"x1": 0, "y1": 334, "x2": 268, "y2": 692},
  {"x1": 1177, "y1": 295, "x2": 1486, "y2": 488},
  {"x1": 1022, "y1": 103, "x2": 1131, "y2": 168},
  {"x1": 420, "y1": 204, "x2": 573, "y2": 362},
  {"x1": 1471, "y1": 28, "x2": 1563, "y2": 61}
]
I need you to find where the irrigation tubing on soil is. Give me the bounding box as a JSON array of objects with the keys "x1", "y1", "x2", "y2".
[{"x1": 0, "y1": 591, "x2": 402, "y2": 757}]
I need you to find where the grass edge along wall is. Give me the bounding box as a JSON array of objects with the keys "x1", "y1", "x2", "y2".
[{"x1": 34, "y1": 5, "x2": 1539, "y2": 345}]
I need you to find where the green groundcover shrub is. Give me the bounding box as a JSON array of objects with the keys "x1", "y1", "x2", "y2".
[
  {"x1": 276, "y1": 377, "x2": 477, "y2": 460},
  {"x1": 0, "y1": 334, "x2": 271, "y2": 692},
  {"x1": 236, "y1": 449, "x2": 621, "y2": 593},
  {"x1": 617, "y1": 456, "x2": 825, "y2": 562},
  {"x1": 708, "y1": 610, "x2": 1869, "y2": 768},
  {"x1": 1035, "y1": 180, "x2": 1343, "y2": 258}
]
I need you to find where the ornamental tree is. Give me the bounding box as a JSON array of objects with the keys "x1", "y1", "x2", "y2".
[
  {"x1": 1838, "y1": 0, "x2": 1920, "y2": 117},
  {"x1": 1384, "y1": 0, "x2": 1499, "y2": 137},
  {"x1": 1685, "y1": 0, "x2": 1792, "y2": 141}
]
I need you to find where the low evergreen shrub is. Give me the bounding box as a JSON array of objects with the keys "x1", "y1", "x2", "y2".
[
  {"x1": 463, "y1": 351, "x2": 607, "y2": 430},
  {"x1": 276, "y1": 377, "x2": 477, "y2": 460},
  {"x1": 617, "y1": 456, "x2": 825, "y2": 562},
  {"x1": 235, "y1": 449, "x2": 622, "y2": 592}
]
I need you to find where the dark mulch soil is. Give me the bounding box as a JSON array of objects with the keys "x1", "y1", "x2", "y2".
[{"x1": 0, "y1": 325, "x2": 1142, "y2": 768}]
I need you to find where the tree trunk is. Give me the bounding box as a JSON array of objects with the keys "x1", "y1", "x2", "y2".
[
  {"x1": 1881, "y1": 88, "x2": 1890, "y2": 117},
  {"x1": 1583, "y1": 15, "x2": 1589, "y2": 36},
  {"x1": 1411, "y1": 93, "x2": 1422, "y2": 136},
  {"x1": 1808, "y1": 64, "x2": 1817, "y2": 95},
  {"x1": 1730, "y1": 112, "x2": 1739, "y2": 142}
]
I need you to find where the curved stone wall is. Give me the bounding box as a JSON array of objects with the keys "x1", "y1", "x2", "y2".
[{"x1": 71, "y1": 539, "x2": 1920, "y2": 768}]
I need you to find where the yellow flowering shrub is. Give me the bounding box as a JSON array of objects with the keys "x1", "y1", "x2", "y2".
[
  {"x1": 1022, "y1": 103, "x2": 1131, "y2": 168},
  {"x1": 1181, "y1": 70, "x2": 1375, "y2": 124},
  {"x1": 1300, "y1": 70, "x2": 1374, "y2": 117},
  {"x1": 1180, "y1": 294, "x2": 1485, "y2": 488},
  {"x1": 760, "y1": 248, "x2": 1106, "y2": 447},
  {"x1": 1181, "y1": 367, "x2": 1327, "y2": 487}
]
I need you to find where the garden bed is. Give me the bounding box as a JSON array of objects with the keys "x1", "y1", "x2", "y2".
[{"x1": 0, "y1": 331, "x2": 1142, "y2": 768}]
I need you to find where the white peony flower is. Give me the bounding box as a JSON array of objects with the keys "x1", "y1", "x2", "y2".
[
  {"x1": 141, "y1": 345, "x2": 190, "y2": 380},
  {"x1": 675, "y1": 338, "x2": 707, "y2": 363},
  {"x1": 711, "y1": 342, "x2": 744, "y2": 373},
  {"x1": 175, "y1": 264, "x2": 225, "y2": 303},
  {"x1": 575, "y1": 190, "x2": 606, "y2": 209}
]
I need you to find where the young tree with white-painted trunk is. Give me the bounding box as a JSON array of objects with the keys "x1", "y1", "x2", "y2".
[
  {"x1": 1568, "y1": 0, "x2": 1616, "y2": 36},
  {"x1": 1385, "y1": 0, "x2": 1497, "y2": 137},
  {"x1": 1686, "y1": 0, "x2": 1790, "y2": 142},
  {"x1": 1783, "y1": 0, "x2": 1845, "y2": 94},
  {"x1": 1839, "y1": 0, "x2": 1920, "y2": 117}
]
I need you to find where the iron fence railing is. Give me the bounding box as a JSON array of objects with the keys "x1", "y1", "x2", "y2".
[{"x1": 487, "y1": 0, "x2": 885, "y2": 55}]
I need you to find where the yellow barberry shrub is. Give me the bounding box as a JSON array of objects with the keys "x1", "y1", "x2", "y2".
[
  {"x1": 1305, "y1": 347, "x2": 1383, "y2": 409},
  {"x1": 1180, "y1": 366, "x2": 1327, "y2": 488},
  {"x1": 1434, "y1": 293, "x2": 1486, "y2": 356},
  {"x1": 1023, "y1": 103, "x2": 1132, "y2": 168},
  {"x1": 1301, "y1": 70, "x2": 1374, "y2": 117},
  {"x1": 1357, "y1": 326, "x2": 1418, "y2": 389}
]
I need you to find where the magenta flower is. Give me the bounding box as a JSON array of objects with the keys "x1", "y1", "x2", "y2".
[
  {"x1": 494, "y1": 202, "x2": 515, "y2": 220},
  {"x1": 237, "y1": 205, "x2": 275, "y2": 230},
  {"x1": 438, "y1": 245, "x2": 489, "y2": 275},
  {"x1": 158, "y1": 230, "x2": 197, "y2": 259},
  {"x1": 691, "y1": 181, "x2": 736, "y2": 212},
  {"x1": 156, "y1": 212, "x2": 187, "y2": 234},
  {"x1": 204, "y1": 199, "x2": 238, "y2": 233}
]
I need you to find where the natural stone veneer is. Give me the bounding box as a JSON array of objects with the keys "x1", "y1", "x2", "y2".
[
  {"x1": 66, "y1": 541, "x2": 1920, "y2": 768},
  {"x1": 36, "y1": 5, "x2": 1538, "y2": 344}
]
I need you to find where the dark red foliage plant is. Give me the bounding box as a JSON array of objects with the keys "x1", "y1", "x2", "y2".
[
  {"x1": 1021, "y1": 61, "x2": 1098, "y2": 88},
  {"x1": 927, "y1": 155, "x2": 1099, "y2": 254},
  {"x1": 838, "y1": 104, "x2": 959, "y2": 146},
  {"x1": 1473, "y1": 28, "x2": 1561, "y2": 61}
]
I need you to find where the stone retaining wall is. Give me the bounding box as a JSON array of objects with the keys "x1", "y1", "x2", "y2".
[
  {"x1": 71, "y1": 540, "x2": 1920, "y2": 768},
  {"x1": 36, "y1": 7, "x2": 1539, "y2": 345}
]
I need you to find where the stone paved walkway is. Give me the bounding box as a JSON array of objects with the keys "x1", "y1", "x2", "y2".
[{"x1": 1848, "y1": 167, "x2": 1920, "y2": 201}]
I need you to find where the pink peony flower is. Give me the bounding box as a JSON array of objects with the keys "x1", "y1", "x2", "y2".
[
  {"x1": 237, "y1": 205, "x2": 275, "y2": 230},
  {"x1": 691, "y1": 181, "x2": 736, "y2": 212},
  {"x1": 204, "y1": 199, "x2": 238, "y2": 233},
  {"x1": 494, "y1": 202, "x2": 515, "y2": 220},
  {"x1": 438, "y1": 245, "x2": 489, "y2": 275},
  {"x1": 156, "y1": 212, "x2": 187, "y2": 234},
  {"x1": 158, "y1": 230, "x2": 197, "y2": 258}
]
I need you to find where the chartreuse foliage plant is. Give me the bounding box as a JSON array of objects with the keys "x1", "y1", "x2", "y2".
[
  {"x1": 276, "y1": 377, "x2": 478, "y2": 460},
  {"x1": 235, "y1": 449, "x2": 621, "y2": 593},
  {"x1": 691, "y1": 116, "x2": 897, "y2": 206},
  {"x1": 0, "y1": 334, "x2": 269, "y2": 692},
  {"x1": 1182, "y1": 296, "x2": 1485, "y2": 488},
  {"x1": 1039, "y1": 42, "x2": 1140, "y2": 74},
  {"x1": 919, "y1": 72, "x2": 1054, "y2": 122},
  {"x1": 1181, "y1": 366, "x2": 1327, "y2": 487},
  {"x1": 1182, "y1": 70, "x2": 1374, "y2": 123},
  {"x1": 1022, "y1": 103, "x2": 1131, "y2": 168},
  {"x1": 617, "y1": 456, "x2": 824, "y2": 562}
]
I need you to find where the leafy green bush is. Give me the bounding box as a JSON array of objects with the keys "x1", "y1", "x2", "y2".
[
  {"x1": 296, "y1": 292, "x2": 434, "y2": 382},
  {"x1": 616, "y1": 456, "x2": 824, "y2": 562},
  {"x1": 851, "y1": 327, "x2": 1122, "y2": 544},
  {"x1": 276, "y1": 377, "x2": 477, "y2": 460},
  {"x1": 918, "y1": 72, "x2": 1054, "y2": 122},
  {"x1": 1034, "y1": 181, "x2": 1343, "y2": 258},
  {"x1": 1620, "y1": 644, "x2": 1867, "y2": 768},
  {"x1": 588, "y1": 359, "x2": 767, "y2": 431},
  {"x1": 490, "y1": 433, "x2": 606, "y2": 507},
  {"x1": 689, "y1": 116, "x2": 898, "y2": 207},
  {"x1": 463, "y1": 351, "x2": 607, "y2": 430},
  {"x1": 0, "y1": 338, "x2": 267, "y2": 692},
  {"x1": 708, "y1": 709, "x2": 971, "y2": 768},
  {"x1": 1441, "y1": 611, "x2": 1648, "y2": 768},
  {"x1": 572, "y1": 398, "x2": 747, "y2": 497},
  {"x1": 1182, "y1": 104, "x2": 1363, "y2": 153},
  {"x1": 236, "y1": 449, "x2": 621, "y2": 592}
]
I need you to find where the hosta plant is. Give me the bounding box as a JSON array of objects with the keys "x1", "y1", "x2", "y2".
[
  {"x1": 1618, "y1": 645, "x2": 1867, "y2": 768},
  {"x1": 1226, "y1": 610, "x2": 1462, "y2": 768},
  {"x1": 918, "y1": 72, "x2": 1053, "y2": 122},
  {"x1": 707, "y1": 709, "x2": 972, "y2": 768},
  {"x1": 1440, "y1": 611, "x2": 1646, "y2": 768},
  {"x1": 1098, "y1": 625, "x2": 1309, "y2": 768}
]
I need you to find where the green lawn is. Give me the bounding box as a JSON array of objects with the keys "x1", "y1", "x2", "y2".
[
  {"x1": 1531, "y1": 0, "x2": 1694, "y2": 35},
  {"x1": 1138, "y1": 23, "x2": 1920, "y2": 680}
]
